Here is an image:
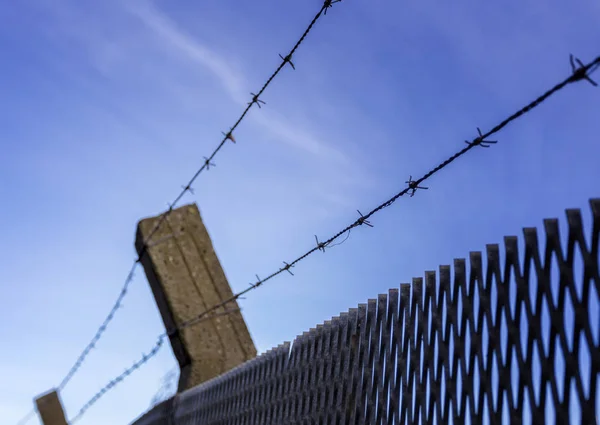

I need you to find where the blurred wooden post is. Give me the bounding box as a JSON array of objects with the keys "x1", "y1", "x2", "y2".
[
  {"x1": 35, "y1": 390, "x2": 68, "y2": 425},
  {"x1": 135, "y1": 203, "x2": 257, "y2": 392}
]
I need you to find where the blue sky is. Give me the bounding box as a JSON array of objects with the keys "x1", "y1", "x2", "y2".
[{"x1": 1, "y1": 0, "x2": 599, "y2": 424}]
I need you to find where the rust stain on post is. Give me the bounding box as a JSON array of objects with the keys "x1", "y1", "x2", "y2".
[
  {"x1": 135, "y1": 203, "x2": 256, "y2": 391},
  {"x1": 35, "y1": 390, "x2": 68, "y2": 425}
]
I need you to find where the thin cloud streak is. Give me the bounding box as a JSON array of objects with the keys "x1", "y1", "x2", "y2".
[
  {"x1": 127, "y1": 1, "x2": 246, "y2": 103},
  {"x1": 127, "y1": 0, "x2": 356, "y2": 167}
]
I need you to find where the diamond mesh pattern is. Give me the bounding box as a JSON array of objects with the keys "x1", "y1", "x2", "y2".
[{"x1": 132, "y1": 199, "x2": 600, "y2": 425}]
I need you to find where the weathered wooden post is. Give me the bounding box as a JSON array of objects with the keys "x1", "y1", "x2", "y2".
[
  {"x1": 34, "y1": 390, "x2": 68, "y2": 425},
  {"x1": 135, "y1": 203, "x2": 257, "y2": 392}
]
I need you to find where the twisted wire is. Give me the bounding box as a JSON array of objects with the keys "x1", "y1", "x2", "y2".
[
  {"x1": 54, "y1": 0, "x2": 341, "y2": 395},
  {"x1": 37, "y1": 51, "x2": 600, "y2": 425}
]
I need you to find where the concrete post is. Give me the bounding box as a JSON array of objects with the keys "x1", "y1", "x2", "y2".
[
  {"x1": 34, "y1": 390, "x2": 68, "y2": 425},
  {"x1": 135, "y1": 203, "x2": 257, "y2": 392}
]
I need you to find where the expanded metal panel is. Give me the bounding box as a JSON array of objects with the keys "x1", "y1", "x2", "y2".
[{"x1": 132, "y1": 199, "x2": 600, "y2": 424}]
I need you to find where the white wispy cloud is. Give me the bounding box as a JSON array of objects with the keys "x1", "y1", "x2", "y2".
[
  {"x1": 24, "y1": 0, "x2": 376, "y2": 214},
  {"x1": 125, "y1": 0, "x2": 357, "y2": 167},
  {"x1": 126, "y1": 1, "x2": 247, "y2": 104}
]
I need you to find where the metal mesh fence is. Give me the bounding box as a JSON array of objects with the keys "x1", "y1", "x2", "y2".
[{"x1": 132, "y1": 198, "x2": 600, "y2": 424}]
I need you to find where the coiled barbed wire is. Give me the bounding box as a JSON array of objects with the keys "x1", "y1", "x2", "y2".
[{"x1": 67, "y1": 54, "x2": 599, "y2": 423}]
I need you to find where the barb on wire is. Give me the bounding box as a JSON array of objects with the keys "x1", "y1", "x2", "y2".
[
  {"x1": 279, "y1": 53, "x2": 296, "y2": 70},
  {"x1": 570, "y1": 54, "x2": 598, "y2": 86},
  {"x1": 222, "y1": 131, "x2": 236, "y2": 144},
  {"x1": 282, "y1": 262, "x2": 295, "y2": 275},
  {"x1": 405, "y1": 175, "x2": 428, "y2": 197},
  {"x1": 249, "y1": 92, "x2": 266, "y2": 108},
  {"x1": 204, "y1": 156, "x2": 216, "y2": 170},
  {"x1": 251, "y1": 275, "x2": 263, "y2": 289},
  {"x1": 465, "y1": 127, "x2": 498, "y2": 148},
  {"x1": 356, "y1": 210, "x2": 373, "y2": 227},
  {"x1": 54, "y1": 0, "x2": 339, "y2": 395},
  {"x1": 315, "y1": 235, "x2": 328, "y2": 252},
  {"x1": 156, "y1": 53, "x2": 600, "y2": 344},
  {"x1": 181, "y1": 184, "x2": 195, "y2": 195},
  {"x1": 323, "y1": 0, "x2": 342, "y2": 15}
]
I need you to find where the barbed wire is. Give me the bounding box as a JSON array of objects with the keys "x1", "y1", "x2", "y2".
[
  {"x1": 68, "y1": 308, "x2": 241, "y2": 423},
  {"x1": 53, "y1": 0, "x2": 342, "y2": 395},
  {"x1": 166, "y1": 54, "x2": 599, "y2": 333},
  {"x1": 141, "y1": 0, "x2": 342, "y2": 247},
  {"x1": 57, "y1": 263, "x2": 137, "y2": 392},
  {"x1": 69, "y1": 336, "x2": 165, "y2": 424},
  {"x1": 65, "y1": 53, "x2": 598, "y2": 424}
]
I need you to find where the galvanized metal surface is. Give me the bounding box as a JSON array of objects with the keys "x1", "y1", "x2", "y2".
[{"x1": 132, "y1": 199, "x2": 600, "y2": 424}]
